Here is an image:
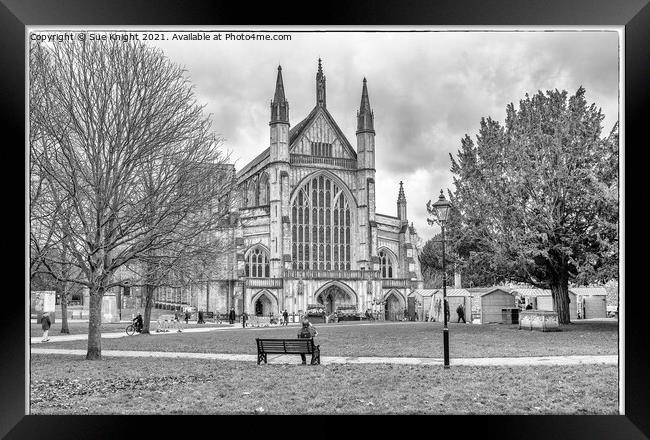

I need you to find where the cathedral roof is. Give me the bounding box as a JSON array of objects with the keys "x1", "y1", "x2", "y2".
[
  {"x1": 288, "y1": 105, "x2": 357, "y2": 158},
  {"x1": 237, "y1": 104, "x2": 357, "y2": 180}
]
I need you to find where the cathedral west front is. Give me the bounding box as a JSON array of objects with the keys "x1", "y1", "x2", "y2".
[{"x1": 154, "y1": 59, "x2": 424, "y2": 320}]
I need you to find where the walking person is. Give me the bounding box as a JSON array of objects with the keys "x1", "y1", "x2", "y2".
[
  {"x1": 456, "y1": 303, "x2": 466, "y2": 323},
  {"x1": 297, "y1": 318, "x2": 318, "y2": 365},
  {"x1": 40, "y1": 312, "x2": 51, "y2": 342},
  {"x1": 229, "y1": 307, "x2": 236, "y2": 325},
  {"x1": 197, "y1": 310, "x2": 205, "y2": 324},
  {"x1": 174, "y1": 313, "x2": 183, "y2": 332},
  {"x1": 283, "y1": 309, "x2": 289, "y2": 326},
  {"x1": 242, "y1": 311, "x2": 248, "y2": 328}
]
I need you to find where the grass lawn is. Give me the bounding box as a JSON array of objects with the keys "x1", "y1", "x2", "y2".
[
  {"x1": 42, "y1": 320, "x2": 619, "y2": 358},
  {"x1": 30, "y1": 354, "x2": 618, "y2": 415}
]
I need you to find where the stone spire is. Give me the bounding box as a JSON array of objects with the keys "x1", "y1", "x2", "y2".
[
  {"x1": 398, "y1": 181, "x2": 406, "y2": 203},
  {"x1": 316, "y1": 58, "x2": 326, "y2": 107},
  {"x1": 270, "y1": 65, "x2": 289, "y2": 124},
  {"x1": 357, "y1": 77, "x2": 374, "y2": 134},
  {"x1": 397, "y1": 181, "x2": 407, "y2": 220}
]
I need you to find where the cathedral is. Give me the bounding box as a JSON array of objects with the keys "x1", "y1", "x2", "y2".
[{"x1": 155, "y1": 60, "x2": 424, "y2": 320}]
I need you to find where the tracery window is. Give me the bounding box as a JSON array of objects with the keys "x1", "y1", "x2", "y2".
[
  {"x1": 258, "y1": 173, "x2": 270, "y2": 206},
  {"x1": 245, "y1": 247, "x2": 270, "y2": 278},
  {"x1": 247, "y1": 178, "x2": 258, "y2": 207},
  {"x1": 291, "y1": 175, "x2": 351, "y2": 271},
  {"x1": 379, "y1": 250, "x2": 394, "y2": 278}
]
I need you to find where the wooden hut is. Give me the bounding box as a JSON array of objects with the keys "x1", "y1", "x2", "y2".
[
  {"x1": 477, "y1": 288, "x2": 516, "y2": 324},
  {"x1": 427, "y1": 288, "x2": 472, "y2": 323},
  {"x1": 570, "y1": 287, "x2": 608, "y2": 319},
  {"x1": 409, "y1": 289, "x2": 436, "y2": 321}
]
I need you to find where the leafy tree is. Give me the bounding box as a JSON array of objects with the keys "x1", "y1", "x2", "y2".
[
  {"x1": 446, "y1": 87, "x2": 618, "y2": 323},
  {"x1": 418, "y1": 233, "x2": 454, "y2": 289}
]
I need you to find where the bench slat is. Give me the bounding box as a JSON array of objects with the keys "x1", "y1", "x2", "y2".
[{"x1": 257, "y1": 338, "x2": 316, "y2": 354}]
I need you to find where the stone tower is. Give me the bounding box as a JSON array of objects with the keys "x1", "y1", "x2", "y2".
[
  {"x1": 356, "y1": 77, "x2": 377, "y2": 271},
  {"x1": 268, "y1": 65, "x2": 291, "y2": 278}
]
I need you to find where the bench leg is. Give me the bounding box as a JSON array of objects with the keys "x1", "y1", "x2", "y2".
[
  {"x1": 311, "y1": 348, "x2": 320, "y2": 365},
  {"x1": 257, "y1": 351, "x2": 266, "y2": 365}
]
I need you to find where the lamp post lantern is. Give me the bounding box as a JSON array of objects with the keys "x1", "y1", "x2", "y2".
[{"x1": 432, "y1": 189, "x2": 452, "y2": 369}]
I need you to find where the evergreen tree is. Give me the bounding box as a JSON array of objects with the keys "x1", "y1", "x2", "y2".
[{"x1": 447, "y1": 87, "x2": 618, "y2": 323}]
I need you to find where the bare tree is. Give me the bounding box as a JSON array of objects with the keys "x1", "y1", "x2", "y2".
[
  {"x1": 30, "y1": 38, "x2": 233, "y2": 359},
  {"x1": 122, "y1": 171, "x2": 237, "y2": 334}
]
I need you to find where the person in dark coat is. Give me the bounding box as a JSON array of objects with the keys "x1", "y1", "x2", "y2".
[
  {"x1": 41, "y1": 312, "x2": 51, "y2": 342},
  {"x1": 229, "y1": 307, "x2": 236, "y2": 325},
  {"x1": 297, "y1": 318, "x2": 318, "y2": 365},
  {"x1": 282, "y1": 309, "x2": 289, "y2": 326},
  {"x1": 197, "y1": 310, "x2": 205, "y2": 324},
  {"x1": 456, "y1": 304, "x2": 466, "y2": 323},
  {"x1": 133, "y1": 312, "x2": 144, "y2": 332},
  {"x1": 242, "y1": 311, "x2": 248, "y2": 328}
]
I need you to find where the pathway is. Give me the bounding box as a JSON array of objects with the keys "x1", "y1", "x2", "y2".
[{"x1": 31, "y1": 347, "x2": 618, "y2": 367}]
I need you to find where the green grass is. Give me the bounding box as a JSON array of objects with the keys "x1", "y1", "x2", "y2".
[
  {"x1": 43, "y1": 320, "x2": 618, "y2": 358},
  {"x1": 29, "y1": 354, "x2": 618, "y2": 415}
]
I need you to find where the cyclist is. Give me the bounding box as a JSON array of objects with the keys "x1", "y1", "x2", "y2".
[{"x1": 133, "y1": 312, "x2": 143, "y2": 333}]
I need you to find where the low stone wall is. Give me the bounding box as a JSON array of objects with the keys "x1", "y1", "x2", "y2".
[{"x1": 518, "y1": 310, "x2": 560, "y2": 332}]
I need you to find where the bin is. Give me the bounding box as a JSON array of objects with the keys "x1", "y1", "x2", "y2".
[{"x1": 501, "y1": 308, "x2": 519, "y2": 324}]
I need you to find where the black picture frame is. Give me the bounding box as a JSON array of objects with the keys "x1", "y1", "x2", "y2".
[{"x1": 5, "y1": 0, "x2": 646, "y2": 437}]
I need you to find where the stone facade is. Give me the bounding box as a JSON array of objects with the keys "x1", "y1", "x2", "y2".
[{"x1": 161, "y1": 60, "x2": 424, "y2": 318}]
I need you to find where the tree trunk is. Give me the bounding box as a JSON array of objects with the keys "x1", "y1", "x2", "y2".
[
  {"x1": 86, "y1": 287, "x2": 104, "y2": 360},
  {"x1": 60, "y1": 286, "x2": 70, "y2": 334},
  {"x1": 142, "y1": 284, "x2": 155, "y2": 334},
  {"x1": 550, "y1": 271, "x2": 571, "y2": 325}
]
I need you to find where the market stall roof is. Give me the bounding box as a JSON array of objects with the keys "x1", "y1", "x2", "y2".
[
  {"x1": 409, "y1": 289, "x2": 437, "y2": 297},
  {"x1": 477, "y1": 287, "x2": 516, "y2": 297},
  {"x1": 511, "y1": 288, "x2": 553, "y2": 297},
  {"x1": 570, "y1": 287, "x2": 608, "y2": 296},
  {"x1": 432, "y1": 288, "x2": 472, "y2": 297}
]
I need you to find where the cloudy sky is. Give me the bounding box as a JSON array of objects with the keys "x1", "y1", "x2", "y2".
[{"x1": 146, "y1": 28, "x2": 620, "y2": 242}]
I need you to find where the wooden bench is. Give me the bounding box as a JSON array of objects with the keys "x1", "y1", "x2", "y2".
[{"x1": 256, "y1": 338, "x2": 321, "y2": 365}]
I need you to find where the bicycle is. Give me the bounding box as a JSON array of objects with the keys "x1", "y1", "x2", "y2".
[{"x1": 125, "y1": 323, "x2": 142, "y2": 336}]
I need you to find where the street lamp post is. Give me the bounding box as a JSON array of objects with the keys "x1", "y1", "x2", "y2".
[{"x1": 432, "y1": 189, "x2": 452, "y2": 369}]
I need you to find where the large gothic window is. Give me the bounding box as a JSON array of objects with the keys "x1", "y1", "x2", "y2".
[
  {"x1": 258, "y1": 173, "x2": 270, "y2": 206},
  {"x1": 245, "y1": 247, "x2": 270, "y2": 277},
  {"x1": 247, "y1": 178, "x2": 258, "y2": 207},
  {"x1": 291, "y1": 175, "x2": 351, "y2": 271},
  {"x1": 379, "y1": 250, "x2": 394, "y2": 278}
]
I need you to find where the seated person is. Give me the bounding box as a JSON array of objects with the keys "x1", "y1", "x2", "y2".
[
  {"x1": 297, "y1": 319, "x2": 318, "y2": 365},
  {"x1": 133, "y1": 313, "x2": 143, "y2": 332}
]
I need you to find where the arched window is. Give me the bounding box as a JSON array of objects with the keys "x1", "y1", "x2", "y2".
[
  {"x1": 379, "y1": 250, "x2": 394, "y2": 278},
  {"x1": 245, "y1": 247, "x2": 270, "y2": 278},
  {"x1": 291, "y1": 174, "x2": 352, "y2": 271},
  {"x1": 247, "y1": 178, "x2": 258, "y2": 207},
  {"x1": 258, "y1": 173, "x2": 270, "y2": 206}
]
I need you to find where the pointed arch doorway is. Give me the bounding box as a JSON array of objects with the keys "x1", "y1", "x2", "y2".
[
  {"x1": 384, "y1": 291, "x2": 404, "y2": 321},
  {"x1": 251, "y1": 290, "x2": 277, "y2": 317},
  {"x1": 315, "y1": 283, "x2": 356, "y2": 314}
]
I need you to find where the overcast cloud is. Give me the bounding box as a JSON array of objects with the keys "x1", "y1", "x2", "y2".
[{"x1": 147, "y1": 29, "x2": 619, "y2": 242}]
